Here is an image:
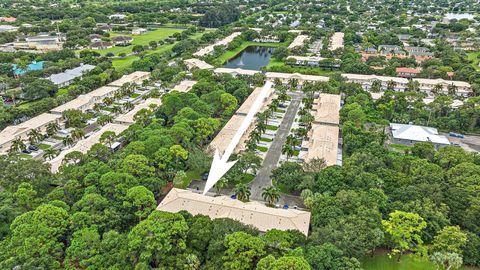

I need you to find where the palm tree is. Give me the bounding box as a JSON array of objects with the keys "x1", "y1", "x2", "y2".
[
  {"x1": 273, "y1": 78, "x2": 282, "y2": 89},
  {"x1": 92, "y1": 103, "x2": 104, "y2": 113},
  {"x1": 112, "y1": 105, "x2": 123, "y2": 115},
  {"x1": 371, "y1": 80, "x2": 382, "y2": 93},
  {"x1": 288, "y1": 78, "x2": 299, "y2": 90},
  {"x1": 46, "y1": 122, "x2": 60, "y2": 136},
  {"x1": 447, "y1": 84, "x2": 457, "y2": 96},
  {"x1": 62, "y1": 135, "x2": 75, "y2": 148},
  {"x1": 97, "y1": 114, "x2": 113, "y2": 126},
  {"x1": 299, "y1": 112, "x2": 315, "y2": 129},
  {"x1": 432, "y1": 83, "x2": 443, "y2": 96},
  {"x1": 214, "y1": 178, "x2": 227, "y2": 195},
  {"x1": 123, "y1": 102, "x2": 134, "y2": 111},
  {"x1": 102, "y1": 97, "x2": 114, "y2": 106},
  {"x1": 295, "y1": 128, "x2": 308, "y2": 139},
  {"x1": 407, "y1": 80, "x2": 420, "y2": 92},
  {"x1": 286, "y1": 134, "x2": 300, "y2": 148},
  {"x1": 27, "y1": 128, "x2": 43, "y2": 145},
  {"x1": 248, "y1": 129, "x2": 261, "y2": 144},
  {"x1": 282, "y1": 142, "x2": 294, "y2": 161},
  {"x1": 246, "y1": 139, "x2": 257, "y2": 152},
  {"x1": 234, "y1": 183, "x2": 251, "y2": 202},
  {"x1": 387, "y1": 80, "x2": 397, "y2": 91},
  {"x1": 71, "y1": 128, "x2": 85, "y2": 141},
  {"x1": 256, "y1": 122, "x2": 267, "y2": 135},
  {"x1": 43, "y1": 148, "x2": 58, "y2": 160},
  {"x1": 10, "y1": 137, "x2": 25, "y2": 153},
  {"x1": 256, "y1": 111, "x2": 269, "y2": 126},
  {"x1": 262, "y1": 186, "x2": 280, "y2": 206},
  {"x1": 277, "y1": 86, "x2": 289, "y2": 103}
]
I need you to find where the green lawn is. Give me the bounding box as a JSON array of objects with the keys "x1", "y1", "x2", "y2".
[
  {"x1": 213, "y1": 41, "x2": 286, "y2": 66},
  {"x1": 19, "y1": 153, "x2": 32, "y2": 159},
  {"x1": 265, "y1": 59, "x2": 337, "y2": 76},
  {"x1": 467, "y1": 51, "x2": 480, "y2": 71},
  {"x1": 256, "y1": 145, "x2": 268, "y2": 152},
  {"x1": 259, "y1": 137, "x2": 273, "y2": 142},
  {"x1": 390, "y1": 143, "x2": 412, "y2": 153},
  {"x1": 37, "y1": 143, "x2": 51, "y2": 150},
  {"x1": 92, "y1": 28, "x2": 184, "y2": 56},
  {"x1": 362, "y1": 253, "x2": 478, "y2": 270},
  {"x1": 266, "y1": 125, "x2": 279, "y2": 131},
  {"x1": 112, "y1": 31, "x2": 210, "y2": 70}
]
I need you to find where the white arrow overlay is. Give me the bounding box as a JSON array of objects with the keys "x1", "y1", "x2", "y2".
[{"x1": 203, "y1": 81, "x2": 273, "y2": 195}]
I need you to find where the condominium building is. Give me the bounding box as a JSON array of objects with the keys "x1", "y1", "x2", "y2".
[
  {"x1": 0, "y1": 113, "x2": 62, "y2": 154},
  {"x1": 157, "y1": 188, "x2": 311, "y2": 236}
]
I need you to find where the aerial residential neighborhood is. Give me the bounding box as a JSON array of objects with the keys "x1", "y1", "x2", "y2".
[{"x1": 0, "y1": 0, "x2": 479, "y2": 269}]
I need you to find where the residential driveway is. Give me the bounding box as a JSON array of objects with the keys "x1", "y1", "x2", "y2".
[{"x1": 250, "y1": 91, "x2": 304, "y2": 200}]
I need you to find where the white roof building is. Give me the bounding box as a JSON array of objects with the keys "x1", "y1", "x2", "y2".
[
  {"x1": 214, "y1": 67, "x2": 260, "y2": 77},
  {"x1": 114, "y1": 98, "x2": 162, "y2": 125},
  {"x1": 266, "y1": 72, "x2": 329, "y2": 85},
  {"x1": 184, "y1": 58, "x2": 214, "y2": 70},
  {"x1": 288, "y1": 34, "x2": 309, "y2": 49},
  {"x1": 329, "y1": 32, "x2": 344, "y2": 50},
  {"x1": 47, "y1": 64, "x2": 96, "y2": 87},
  {"x1": 157, "y1": 188, "x2": 311, "y2": 236},
  {"x1": 0, "y1": 113, "x2": 62, "y2": 154},
  {"x1": 194, "y1": 32, "x2": 242, "y2": 57},
  {"x1": 172, "y1": 80, "x2": 197, "y2": 92},
  {"x1": 390, "y1": 123, "x2": 450, "y2": 147},
  {"x1": 49, "y1": 123, "x2": 129, "y2": 173}
]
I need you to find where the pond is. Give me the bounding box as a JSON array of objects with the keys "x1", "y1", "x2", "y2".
[{"x1": 223, "y1": 46, "x2": 275, "y2": 70}]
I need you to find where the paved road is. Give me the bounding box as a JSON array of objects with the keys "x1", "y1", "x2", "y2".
[{"x1": 250, "y1": 91, "x2": 304, "y2": 200}]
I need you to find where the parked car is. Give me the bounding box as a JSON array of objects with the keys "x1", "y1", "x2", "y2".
[
  {"x1": 22, "y1": 149, "x2": 32, "y2": 154},
  {"x1": 202, "y1": 172, "x2": 209, "y2": 181},
  {"x1": 449, "y1": 133, "x2": 464, "y2": 138},
  {"x1": 28, "y1": 145, "x2": 39, "y2": 151}
]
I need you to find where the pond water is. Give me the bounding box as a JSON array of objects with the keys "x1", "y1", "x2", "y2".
[{"x1": 223, "y1": 46, "x2": 275, "y2": 70}]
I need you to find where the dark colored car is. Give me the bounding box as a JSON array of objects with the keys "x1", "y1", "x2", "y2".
[
  {"x1": 22, "y1": 149, "x2": 32, "y2": 154},
  {"x1": 202, "y1": 172, "x2": 209, "y2": 181},
  {"x1": 28, "y1": 145, "x2": 39, "y2": 151}
]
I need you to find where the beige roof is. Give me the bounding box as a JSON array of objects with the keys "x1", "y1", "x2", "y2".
[
  {"x1": 87, "y1": 85, "x2": 119, "y2": 98},
  {"x1": 236, "y1": 86, "x2": 274, "y2": 115},
  {"x1": 115, "y1": 98, "x2": 162, "y2": 124},
  {"x1": 266, "y1": 72, "x2": 329, "y2": 83},
  {"x1": 371, "y1": 92, "x2": 385, "y2": 100},
  {"x1": 341, "y1": 73, "x2": 408, "y2": 84},
  {"x1": 287, "y1": 55, "x2": 329, "y2": 62},
  {"x1": 194, "y1": 32, "x2": 242, "y2": 57},
  {"x1": 300, "y1": 124, "x2": 339, "y2": 166},
  {"x1": 329, "y1": 32, "x2": 344, "y2": 50},
  {"x1": 214, "y1": 67, "x2": 260, "y2": 76},
  {"x1": 51, "y1": 95, "x2": 94, "y2": 114},
  {"x1": 413, "y1": 78, "x2": 471, "y2": 89},
  {"x1": 108, "y1": 71, "x2": 150, "y2": 87},
  {"x1": 172, "y1": 80, "x2": 197, "y2": 92},
  {"x1": 157, "y1": 188, "x2": 311, "y2": 235},
  {"x1": 313, "y1": 94, "x2": 341, "y2": 125},
  {"x1": 184, "y1": 58, "x2": 214, "y2": 70},
  {"x1": 210, "y1": 114, "x2": 245, "y2": 155},
  {"x1": 0, "y1": 113, "x2": 61, "y2": 149},
  {"x1": 288, "y1": 35, "x2": 309, "y2": 49},
  {"x1": 49, "y1": 123, "x2": 128, "y2": 173}
]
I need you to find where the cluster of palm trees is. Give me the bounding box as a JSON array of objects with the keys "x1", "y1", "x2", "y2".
[
  {"x1": 245, "y1": 99, "x2": 280, "y2": 152},
  {"x1": 232, "y1": 182, "x2": 281, "y2": 206},
  {"x1": 281, "y1": 134, "x2": 301, "y2": 161},
  {"x1": 96, "y1": 83, "x2": 137, "y2": 115},
  {"x1": 10, "y1": 121, "x2": 62, "y2": 153}
]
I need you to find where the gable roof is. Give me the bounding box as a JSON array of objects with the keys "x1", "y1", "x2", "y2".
[
  {"x1": 157, "y1": 188, "x2": 311, "y2": 235},
  {"x1": 390, "y1": 123, "x2": 450, "y2": 145}
]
